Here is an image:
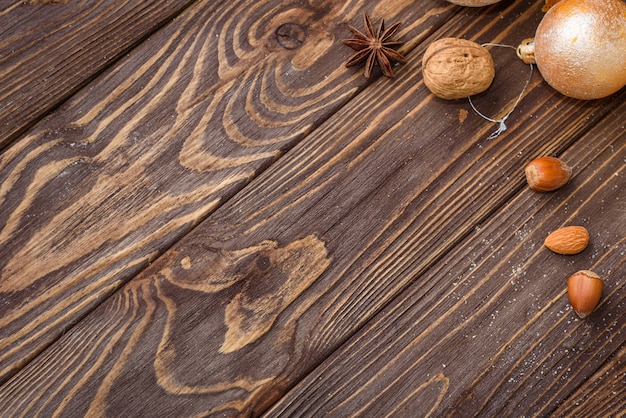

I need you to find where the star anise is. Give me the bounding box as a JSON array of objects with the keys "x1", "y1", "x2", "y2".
[{"x1": 342, "y1": 13, "x2": 407, "y2": 78}]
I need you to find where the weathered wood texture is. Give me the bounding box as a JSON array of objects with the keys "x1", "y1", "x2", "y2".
[
  {"x1": 0, "y1": 0, "x2": 196, "y2": 150},
  {"x1": 0, "y1": 0, "x2": 455, "y2": 386},
  {"x1": 264, "y1": 100, "x2": 626, "y2": 417},
  {"x1": 0, "y1": 0, "x2": 625, "y2": 416},
  {"x1": 555, "y1": 343, "x2": 626, "y2": 417}
]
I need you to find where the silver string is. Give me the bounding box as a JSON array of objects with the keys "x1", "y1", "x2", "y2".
[{"x1": 468, "y1": 43, "x2": 534, "y2": 140}]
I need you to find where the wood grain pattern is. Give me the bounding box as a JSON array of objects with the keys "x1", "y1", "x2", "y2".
[
  {"x1": 0, "y1": 0, "x2": 455, "y2": 386},
  {"x1": 264, "y1": 101, "x2": 626, "y2": 417},
  {"x1": 0, "y1": 0, "x2": 197, "y2": 150},
  {"x1": 1, "y1": 0, "x2": 625, "y2": 415},
  {"x1": 554, "y1": 343, "x2": 626, "y2": 417}
]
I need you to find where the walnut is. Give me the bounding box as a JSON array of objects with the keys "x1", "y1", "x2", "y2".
[{"x1": 422, "y1": 38, "x2": 495, "y2": 100}]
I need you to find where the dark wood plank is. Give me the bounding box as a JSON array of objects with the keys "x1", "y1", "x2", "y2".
[
  {"x1": 2, "y1": 0, "x2": 624, "y2": 415},
  {"x1": 554, "y1": 343, "x2": 626, "y2": 417},
  {"x1": 0, "y1": 0, "x2": 456, "y2": 385},
  {"x1": 0, "y1": 0, "x2": 197, "y2": 150},
  {"x1": 264, "y1": 102, "x2": 626, "y2": 417}
]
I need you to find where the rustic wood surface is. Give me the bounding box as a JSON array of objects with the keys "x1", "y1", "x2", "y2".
[
  {"x1": 0, "y1": 0, "x2": 624, "y2": 416},
  {"x1": 265, "y1": 99, "x2": 626, "y2": 417},
  {"x1": 0, "y1": 0, "x2": 196, "y2": 150},
  {"x1": 0, "y1": 0, "x2": 456, "y2": 386}
]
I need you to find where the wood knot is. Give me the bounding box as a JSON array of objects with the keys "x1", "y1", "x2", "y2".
[
  {"x1": 256, "y1": 255, "x2": 271, "y2": 271},
  {"x1": 220, "y1": 235, "x2": 330, "y2": 353},
  {"x1": 275, "y1": 23, "x2": 306, "y2": 50}
]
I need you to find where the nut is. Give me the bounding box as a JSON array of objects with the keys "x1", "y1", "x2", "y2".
[
  {"x1": 422, "y1": 38, "x2": 495, "y2": 100},
  {"x1": 567, "y1": 270, "x2": 603, "y2": 318},
  {"x1": 524, "y1": 156, "x2": 572, "y2": 192},
  {"x1": 544, "y1": 226, "x2": 589, "y2": 255}
]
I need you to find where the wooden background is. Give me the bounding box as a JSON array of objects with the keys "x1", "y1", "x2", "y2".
[{"x1": 0, "y1": 0, "x2": 624, "y2": 416}]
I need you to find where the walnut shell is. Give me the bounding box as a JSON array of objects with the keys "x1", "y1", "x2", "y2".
[{"x1": 422, "y1": 38, "x2": 496, "y2": 100}]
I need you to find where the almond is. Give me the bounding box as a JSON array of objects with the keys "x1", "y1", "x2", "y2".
[{"x1": 544, "y1": 226, "x2": 589, "y2": 255}]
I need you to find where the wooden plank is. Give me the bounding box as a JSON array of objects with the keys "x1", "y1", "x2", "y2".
[
  {"x1": 0, "y1": 0, "x2": 197, "y2": 150},
  {"x1": 0, "y1": 0, "x2": 456, "y2": 385},
  {"x1": 1, "y1": 1, "x2": 624, "y2": 415},
  {"x1": 264, "y1": 103, "x2": 626, "y2": 416},
  {"x1": 554, "y1": 343, "x2": 626, "y2": 417}
]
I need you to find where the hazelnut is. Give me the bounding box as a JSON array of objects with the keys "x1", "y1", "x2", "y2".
[
  {"x1": 567, "y1": 270, "x2": 603, "y2": 319},
  {"x1": 422, "y1": 38, "x2": 495, "y2": 100},
  {"x1": 524, "y1": 156, "x2": 572, "y2": 192},
  {"x1": 544, "y1": 226, "x2": 589, "y2": 255}
]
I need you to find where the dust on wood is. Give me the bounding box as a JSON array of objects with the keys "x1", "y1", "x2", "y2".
[{"x1": 265, "y1": 101, "x2": 626, "y2": 417}]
